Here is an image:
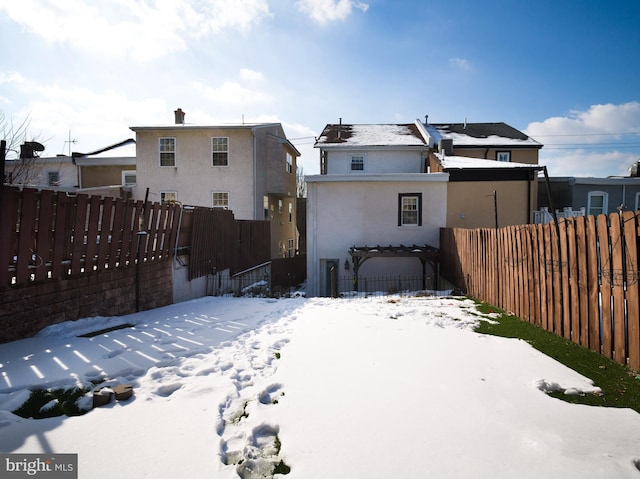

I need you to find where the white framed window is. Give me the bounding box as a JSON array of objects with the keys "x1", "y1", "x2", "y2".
[
  {"x1": 496, "y1": 151, "x2": 511, "y2": 162},
  {"x1": 159, "y1": 138, "x2": 176, "y2": 167},
  {"x1": 351, "y1": 154, "x2": 365, "y2": 172},
  {"x1": 122, "y1": 170, "x2": 136, "y2": 186},
  {"x1": 286, "y1": 152, "x2": 293, "y2": 174},
  {"x1": 278, "y1": 199, "x2": 283, "y2": 214},
  {"x1": 398, "y1": 193, "x2": 422, "y2": 226},
  {"x1": 288, "y1": 202, "x2": 293, "y2": 222},
  {"x1": 635, "y1": 192, "x2": 640, "y2": 211},
  {"x1": 587, "y1": 191, "x2": 608, "y2": 216},
  {"x1": 47, "y1": 171, "x2": 60, "y2": 186},
  {"x1": 213, "y1": 191, "x2": 229, "y2": 209},
  {"x1": 212, "y1": 137, "x2": 229, "y2": 166},
  {"x1": 287, "y1": 238, "x2": 295, "y2": 257},
  {"x1": 161, "y1": 191, "x2": 178, "y2": 203}
]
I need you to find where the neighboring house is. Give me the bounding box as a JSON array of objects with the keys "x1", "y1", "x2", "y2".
[
  {"x1": 72, "y1": 138, "x2": 137, "y2": 197},
  {"x1": 130, "y1": 109, "x2": 300, "y2": 259},
  {"x1": 307, "y1": 117, "x2": 543, "y2": 296},
  {"x1": 536, "y1": 175, "x2": 640, "y2": 223},
  {"x1": 3, "y1": 139, "x2": 136, "y2": 198}
]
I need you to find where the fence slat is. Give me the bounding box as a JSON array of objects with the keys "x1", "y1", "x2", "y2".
[
  {"x1": 567, "y1": 218, "x2": 581, "y2": 344},
  {"x1": 610, "y1": 213, "x2": 626, "y2": 364},
  {"x1": 597, "y1": 214, "x2": 613, "y2": 358},
  {"x1": 16, "y1": 188, "x2": 38, "y2": 284},
  {"x1": 84, "y1": 195, "x2": 101, "y2": 272},
  {"x1": 623, "y1": 211, "x2": 640, "y2": 369},
  {"x1": 586, "y1": 216, "x2": 600, "y2": 353}
]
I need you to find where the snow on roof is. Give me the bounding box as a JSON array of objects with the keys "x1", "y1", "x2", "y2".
[
  {"x1": 431, "y1": 122, "x2": 542, "y2": 148},
  {"x1": 316, "y1": 123, "x2": 426, "y2": 147},
  {"x1": 438, "y1": 153, "x2": 541, "y2": 169}
]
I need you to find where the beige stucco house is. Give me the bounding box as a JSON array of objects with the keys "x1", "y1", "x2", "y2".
[
  {"x1": 131, "y1": 110, "x2": 300, "y2": 259},
  {"x1": 307, "y1": 117, "x2": 543, "y2": 296}
]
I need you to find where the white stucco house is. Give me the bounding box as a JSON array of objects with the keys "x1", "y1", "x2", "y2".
[
  {"x1": 307, "y1": 120, "x2": 449, "y2": 297},
  {"x1": 131, "y1": 109, "x2": 300, "y2": 259},
  {"x1": 306, "y1": 117, "x2": 543, "y2": 297}
]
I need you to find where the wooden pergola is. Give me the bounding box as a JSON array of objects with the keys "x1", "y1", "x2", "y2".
[{"x1": 348, "y1": 244, "x2": 440, "y2": 291}]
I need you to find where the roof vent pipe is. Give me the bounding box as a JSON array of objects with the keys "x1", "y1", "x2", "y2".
[
  {"x1": 425, "y1": 114, "x2": 429, "y2": 125},
  {"x1": 337, "y1": 117, "x2": 342, "y2": 140},
  {"x1": 174, "y1": 108, "x2": 185, "y2": 125}
]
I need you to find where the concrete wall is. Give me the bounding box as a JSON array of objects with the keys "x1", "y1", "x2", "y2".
[{"x1": 306, "y1": 173, "x2": 448, "y2": 296}]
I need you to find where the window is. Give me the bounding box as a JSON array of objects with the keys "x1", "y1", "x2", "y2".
[
  {"x1": 398, "y1": 193, "x2": 422, "y2": 226},
  {"x1": 278, "y1": 199, "x2": 283, "y2": 214},
  {"x1": 161, "y1": 191, "x2": 177, "y2": 203},
  {"x1": 122, "y1": 170, "x2": 137, "y2": 186},
  {"x1": 288, "y1": 202, "x2": 293, "y2": 222},
  {"x1": 159, "y1": 138, "x2": 176, "y2": 167},
  {"x1": 496, "y1": 151, "x2": 511, "y2": 162},
  {"x1": 351, "y1": 155, "x2": 364, "y2": 172},
  {"x1": 47, "y1": 171, "x2": 60, "y2": 186},
  {"x1": 286, "y1": 152, "x2": 293, "y2": 174},
  {"x1": 264, "y1": 196, "x2": 270, "y2": 220},
  {"x1": 212, "y1": 137, "x2": 229, "y2": 166},
  {"x1": 287, "y1": 238, "x2": 295, "y2": 257},
  {"x1": 587, "y1": 191, "x2": 608, "y2": 216},
  {"x1": 213, "y1": 191, "x2": 229, "y2": 209},
  {"x1": 635, "y1": 192, "x2": 640, "y2": 211}
]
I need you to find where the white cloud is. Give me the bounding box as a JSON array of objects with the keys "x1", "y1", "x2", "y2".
[
  {"x1": 449, "y1": 57, "x2": 472, "y2": 71},
  {"x1": 193, "y1": 79, "x2": 275, "y2": 106},
  {"x1": 296, "y1": 0, "x2": 369, "y2": 23},
  {"x1": 525, "y1": 102, "x2": 640, "y2": 177},
  {"x1": 0, "y1": 0, "x2": 271, "y2": 61},
  {"x1": 240, "y1": 68, "x2": 265, "y2": 82}
]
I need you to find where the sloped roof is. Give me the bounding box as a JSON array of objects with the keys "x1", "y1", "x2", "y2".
[
  {"x1": 315, "y1": 123, "x2": 427, "y2": 147},
  {"x1": 438, "y1": 154, "x2": 541, "y2": 170},
  {"x1": 428, "y1": 122, "x2": 542, "y2": 148}
]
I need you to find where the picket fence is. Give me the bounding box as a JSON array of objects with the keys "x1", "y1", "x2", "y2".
[{"x1": 440, "y1": 212, "x2": 640, "y2": 370}]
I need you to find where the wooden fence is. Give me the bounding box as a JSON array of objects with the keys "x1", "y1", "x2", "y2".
[
  {"x1": 0, "y1": 186, "x2": 179, "y2": 287},
  {"x1": 178, "y1": 206, "x2": 270, "y2": 281},
  {"x1": 0, "y1": 187, "x2": 271, "y2": 289},
  {"x1": 440, "y1": 212, "x2": 640, "y2": 370}
]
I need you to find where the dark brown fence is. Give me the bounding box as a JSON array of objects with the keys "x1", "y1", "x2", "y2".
[
  {"x1": 173, "y1": 206, "x2": 270, "y2": 281},
  {"x1": 0, "y1": 186, "x2": 179, "y2": 287},
  {"x1": 440, "y1": 212, "x2": 640, "y2": 370}
]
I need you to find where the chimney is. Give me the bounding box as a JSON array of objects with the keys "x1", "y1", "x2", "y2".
[
  {"x1": 174, "y1": 108, "x2": 185, "y2": 125},
  {"x1": 439, "y1": 138, "x2": 454, "y2": 156}
]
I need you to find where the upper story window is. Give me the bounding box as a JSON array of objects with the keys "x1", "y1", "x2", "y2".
[
  {"x1": 213, "y1": 191, "x2": 229, "y2": 209},
  {"x1": 212, "y1": 137, "x2": 229, "y2": 166},
  {"x1": 288, "y1": 202, "x2": 293, "y2": 222},
  {"x1": 286, "y1": 152, "x2": 293, "y2": 174},
  {"x1": 635, "y1": 192, "x2": 640, "y2": 211},
  {"x1": 122, "y1": 170, "x2": 137, "y2": 186},
  {"x1": 159, "y1": 138, "x2": 176, "y2": 167},
  {"x1": 496, "y1": 151, "x2": 511, "y2": 162},
  {"x1": 161, "y1": 191, "x2": 177, "y2": 203},
  {"x1": 587, "y1": 191, "x2": 608, "y2": 216},
  {"x1": 398, "y1": 193, "x2": 422, "y2": 226},
  {"x1": 47, "y1": 171, "x2": 60, "y2": 186},
  {"x1": 351, "y1": 155, "x2": 365, "y2": 172}
]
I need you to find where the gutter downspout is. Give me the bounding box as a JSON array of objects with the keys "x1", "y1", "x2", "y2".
[{"x1": 252, "y1": 127, "x2": 257, "y2": 220}]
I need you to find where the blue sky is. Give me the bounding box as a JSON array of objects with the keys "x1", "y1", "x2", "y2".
[{"x1": 1, "y1": 0, "x2": 639, "y2": 177}]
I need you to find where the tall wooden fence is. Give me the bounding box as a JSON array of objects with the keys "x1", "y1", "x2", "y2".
[
  {"x1": 178, "y1": 206, "x2": 270, "y2": 281},
  {"x1": 440, "y1": 212, "x2": 640, "y2": 370},
  {"x1": 0, "y1": 186, "x2": 179, "y2": 287}
]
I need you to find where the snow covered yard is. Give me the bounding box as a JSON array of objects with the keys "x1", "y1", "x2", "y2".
[{"x1": 1, "y1": 295, "x2": 640, "y2": 478}]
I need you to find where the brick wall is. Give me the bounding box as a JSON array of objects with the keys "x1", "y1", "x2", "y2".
[{"x1": 0, "y1": 260, "x2": 173, "y2": 343}]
